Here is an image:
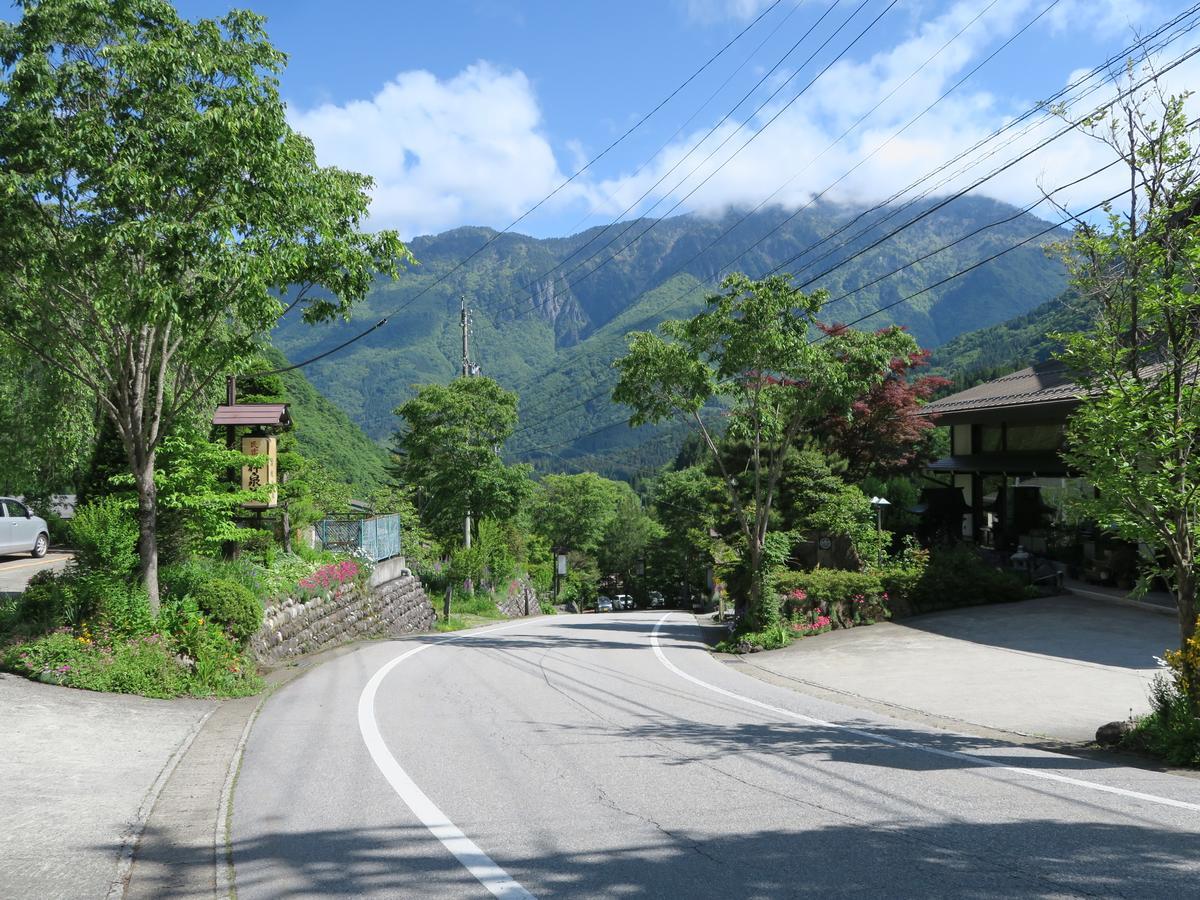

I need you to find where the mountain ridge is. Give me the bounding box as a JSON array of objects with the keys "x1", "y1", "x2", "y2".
[{"x1": 272, "y1": 196, "x2": 1070, "y2": 477}]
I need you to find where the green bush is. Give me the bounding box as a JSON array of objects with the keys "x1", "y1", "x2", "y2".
[
  {"x1": 774, "y1": 568, "x2": 889, "y2": 628},
  {"x1": 9, "y1": 570, "x2": 147, "y2": 637},
  {"x1": 2, "y1": 631, "x2": 186, "y2": 699},
  {"x1": 158, "y1": 595, "x2": 262, "y2": 695},
  {"x1": 160, "y1": 562, "x2": 263, "y2": 644},
  {"x1": 715, "y1": 621, "x2": 793, "y2": 653},
  {"x1": 1124, "y1": 672, "x2": 1200, "y2": 766},
  {"x1": 907, "y1": 543, "x2": 1031, "y2": 613},
  {"x1": 69, "y1": 497, "x2": 139, "y2": 576},
  {"x1": 194, "y1": 578, "x2": 262, "y2": 643}
]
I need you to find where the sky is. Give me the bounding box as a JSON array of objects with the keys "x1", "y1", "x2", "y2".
[{"x1": 17, "y1": 1, "x2": 1200, "y2": 239}]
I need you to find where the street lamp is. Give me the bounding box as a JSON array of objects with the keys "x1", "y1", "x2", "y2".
[{"x1": 869, "y1": 496, "x2": 891, "y2": 532}]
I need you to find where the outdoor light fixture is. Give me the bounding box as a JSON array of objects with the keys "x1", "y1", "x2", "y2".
[{"x1": 869, "y1": 496, "x2": 890, "y2": 532}]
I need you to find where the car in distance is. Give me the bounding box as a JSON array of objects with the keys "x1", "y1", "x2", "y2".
[
  {"x1": 1, "y1": 498, "x2": 50, "y2": 558},
  {"x1": 648, "y1": 591, "x2": 665, "y2": 608},
  {"x1": 614, "y1": 593, "x2": 633, "y2": 610},
  {"x1": 596, "y1": 595, "x2": 614, "y2": 613}
]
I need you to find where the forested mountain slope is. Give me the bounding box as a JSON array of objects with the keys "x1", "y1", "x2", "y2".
[{"x1": 272, "y1": 197, "x2": 1068, "y2": 477}]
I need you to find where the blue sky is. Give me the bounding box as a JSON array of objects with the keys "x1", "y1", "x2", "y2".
[{"x1": 17, "y1": 1, "x2": 1200, "y2": 237}]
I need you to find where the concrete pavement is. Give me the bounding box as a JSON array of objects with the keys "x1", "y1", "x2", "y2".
[
  {"x1": 0, "y1": 673, "x2": 214, "y2": 899},
  {"x1": 729, "y1": 595, "x2": 1178, "y2": 743},
  {"x1": 0, "y1": 551, "x2": 72, "y2": 595},
  {"x1": 230, "y1": 612, "x2": 1200, "y2": 898}
]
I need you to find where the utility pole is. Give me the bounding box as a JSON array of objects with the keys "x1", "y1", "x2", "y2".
[{"x1": 460, "y1": 296, "x2": 473, "y2": 552}]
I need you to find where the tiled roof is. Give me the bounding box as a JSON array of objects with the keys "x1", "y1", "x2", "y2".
[
  {"x1": 211, "y1": 403, "x2": 291, "y2": 426},
  {"x1": 921, "y1": 362, "x2": 1081, "y2": 417}
]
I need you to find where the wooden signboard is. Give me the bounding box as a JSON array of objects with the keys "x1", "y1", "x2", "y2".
[{"x1": 242, "y1": 435, "x2": 278, "y2": 509}]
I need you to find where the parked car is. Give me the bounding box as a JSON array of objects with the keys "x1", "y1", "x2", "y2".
[
  {"x1": 1, "y1": 498, "x2": 49, "y2": 558},
  {"x1": 648, "y1": 591, "x2": 665, "y2": 609},
  {"x1": 596, "y1": 595, "x2": 614, "y2": 613},
  {"x1": 614, "y1": 593, "x2": 633, "y2": 610}
]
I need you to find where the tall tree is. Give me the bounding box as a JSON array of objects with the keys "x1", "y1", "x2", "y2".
[
  {"x1": 614, "y1": 272, "x2": 916, "y2": 626},
  {"x1": 0, "y1": 1, "x2": 407, "y2": 611},
  {"x1": 814, "y1": 329, "x2": 949, "y2": 482},
  {"x1": 390, "y1": 377, "x2": 531, "y2": 545},
  {"x1": 1053, "y1": 81, "x2": 1200, "y2": 707}
]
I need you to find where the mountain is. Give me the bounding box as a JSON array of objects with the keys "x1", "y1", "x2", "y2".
[
  {"x1": 929, "y1": 290, "x2": 1092, "y2": 389},
  {"x1": 272, "y1": 197, "x2": 1069, "y2": 478}
]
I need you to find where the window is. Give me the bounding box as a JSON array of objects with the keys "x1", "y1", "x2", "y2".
[
  {"x1": 979, "y1": 426, "x2": 1003, "y2": 452},
  {"x1": 1007, "y1": 424, "x2": 1063, "y2": 452},
  {"x1": 4, "y1": 500, "x2": 27, "y2": 518}
]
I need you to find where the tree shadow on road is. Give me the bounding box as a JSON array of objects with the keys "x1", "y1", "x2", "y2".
[{"x1": 120, "y1": 815, "x2": 1200, "y2": 898}]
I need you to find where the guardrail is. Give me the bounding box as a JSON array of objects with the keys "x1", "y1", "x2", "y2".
[{"x1": 315, "y1": 513, "x2": 401, "y2": 562}]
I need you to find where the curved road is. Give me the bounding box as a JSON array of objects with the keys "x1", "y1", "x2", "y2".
[{"x1": 232, "y1": 613, "x2": 1200, "y2": 898}]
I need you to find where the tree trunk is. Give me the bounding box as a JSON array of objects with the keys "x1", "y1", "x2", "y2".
[
  {"x1": 135, "y1": 459, "x2": 160, "y2": 616},
  {"x1": 1178, "y1": 572, "x2": 1197, "y2": 642}
]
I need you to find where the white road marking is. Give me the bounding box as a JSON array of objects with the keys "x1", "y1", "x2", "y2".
[
  {"x1": 357, "y1": 622, "x2": 536, "y2": 899},
  {"x1": 650, "y1": 614, "x2": 1200, "y2": 814}
]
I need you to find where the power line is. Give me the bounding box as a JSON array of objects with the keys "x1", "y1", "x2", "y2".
[
  {"x1": 519, "y1": 160, "x2": 1181, "y2": 456},
  {"x1": 505, "y1": 0, "x2": 857, "y2": 301},
  {"x1": 255, "y1": 0, "x2": 787, "y2": 376},
  {"x1": 547, "y1": 0, "x2": 899, "y2": 297},
  {"x1": 506, "y1": 10, "x2": 1198, "y2": 444},
  {"x1": 489, "y1": 0, "x2": 1188, "y2": 341}
]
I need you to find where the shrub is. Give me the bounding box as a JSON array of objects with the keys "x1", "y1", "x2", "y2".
[
  {"x1": 9, "y1": 570, "x2": 147, "y2": 638},
  {"x1": 774, "y1": 568, "x2": 889, "y2": 629},
  {"x1": 160, "y1": 561, "x2": 263, "y2": 644},
  {"x1": 715, "y1": 621, "x2": 793, "y2": 653},
  {"x1": 1124, "y1": 624, "x2": 1200, "y2": 766},
  {"x1": 2, "y1": 631, "x2": 186, "y2": 699},
  {"x1": 69, "y1": 497, "x2": 139, "y2": 576},
  {"x1": 876, "y1": 541, "x2": 929, "y2": 614},
  {"x1": 192, "y1": 578, "x2": 262, "y2": 643},
  {"x1": 906, "y1": 543, "x2": 1030, "y2": 613}
]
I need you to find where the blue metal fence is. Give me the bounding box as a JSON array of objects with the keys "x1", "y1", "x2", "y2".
[{"x1": 316, "y1": 514, "x2": 401, "y2": 562}]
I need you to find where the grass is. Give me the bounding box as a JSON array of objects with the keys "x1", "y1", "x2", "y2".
[
  {"x1": 714, "y1": 621, "x2": 794, "y2": 654},
  {"x1": 434, "y1": 613, "x2": 504, "y2": 633}
]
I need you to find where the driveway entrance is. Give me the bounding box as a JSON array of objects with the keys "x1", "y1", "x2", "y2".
[
  {"x1": 0, "y1": 552, "x2": 72, "y2": 595},
  {"x1": 727, "y1": 595, "x2": 1178, "y2": 743}
]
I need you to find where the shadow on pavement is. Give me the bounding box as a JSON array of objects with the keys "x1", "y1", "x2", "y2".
[
  {"x1": 118, "y1": 816, "x2": 1200, "y2": 898},
  {"x1": 894, "y1": 596, "x2": 1175, "y2": 670}
]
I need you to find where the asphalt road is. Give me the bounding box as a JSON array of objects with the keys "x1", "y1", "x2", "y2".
[
  {"x1": 0, "y1": 551, "x2": 71, "y2": 594},
  {"x1": 232, "y1": 613, "x2": 1200, "y2": 898}
]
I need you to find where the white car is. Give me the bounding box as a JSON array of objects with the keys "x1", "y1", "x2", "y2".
[
  {"x1": 614, "y1": 593, "x2": 634, "y2": 610},
  {"x1": 1, "y1": 498, "x2": 49, "y2": 558}
]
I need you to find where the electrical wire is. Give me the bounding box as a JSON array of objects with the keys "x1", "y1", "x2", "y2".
[{"x1": 254, "y1": 0, "x2": 787, "y2": 376}]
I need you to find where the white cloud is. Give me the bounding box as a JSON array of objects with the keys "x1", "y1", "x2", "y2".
[
  {"x1": 679, "y1": 0, "x2": 779, "y2": 25},
  {"x1": 289, "y1": 0, "x2": 1192, "y2": 243},
  {"x1": 584, "y1": 0, "x2": 1191, "y2": 230},
  {"x1": 288, "y1": 62, "x2": 570, "y2": 238}
]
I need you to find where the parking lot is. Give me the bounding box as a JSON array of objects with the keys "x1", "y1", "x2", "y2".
[{"x1": 0, "y1": 552, "x2": 72, "y2": 595}]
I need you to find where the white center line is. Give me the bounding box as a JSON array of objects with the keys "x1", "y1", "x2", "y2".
[
  {"x1": 650, "y1": 613, "x2": 1200, "y2": 814},
  {"x1": 357, "y1": 622, "x2": 535, "y2": 899}
]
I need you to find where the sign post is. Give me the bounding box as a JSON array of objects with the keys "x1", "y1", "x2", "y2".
[{"x1": 241, "y1": 435, "x2": 278, "y2": 509}]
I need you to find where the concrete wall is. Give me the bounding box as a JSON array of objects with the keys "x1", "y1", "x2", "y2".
[{"x1": 250, "y1": 568, "x2": 434, "y2": 664}]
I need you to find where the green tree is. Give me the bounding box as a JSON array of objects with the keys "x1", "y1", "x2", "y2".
[
  {"x1": 613, "y1": 272, "x2": 916, "y2": 626},
  {"x1": 1055, "y1": 83, "x2": 1200, "y2": 705},
  {"x1": 650, "y1": 466, "x2": 719, "y2": 602},
  {"x1": 597, "y1": 481, "x2": 663, "y2": 593},
  {"x1": 530, "y1": 472, "x2": 619, "y2": 555},
  {"x1": 0, "y1": 1, "x2": 407, "y2": 612},
  {"x1": 390, "y1": 377, "x2": 531, "y2": 545}
]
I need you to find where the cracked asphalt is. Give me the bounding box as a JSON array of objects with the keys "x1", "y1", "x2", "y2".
[{"x1": 231, "y1": 613, "x2": 1200, "y2": 898}]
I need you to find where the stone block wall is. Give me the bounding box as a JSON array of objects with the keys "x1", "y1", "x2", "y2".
[
  {"x1": 497, "y1": 579, "x2": 540, "y2": 618},
  {"x1": 250, "y1": 572, "x2": 435, "y2": 664}
]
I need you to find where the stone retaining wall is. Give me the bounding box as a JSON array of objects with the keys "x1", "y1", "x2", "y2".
[
  {"x1": 250, "y1": 571, "x2": 435, "y2": 664},
  {"x1": 497, "y1": 579, "x2": 540, "y2": 618}
]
